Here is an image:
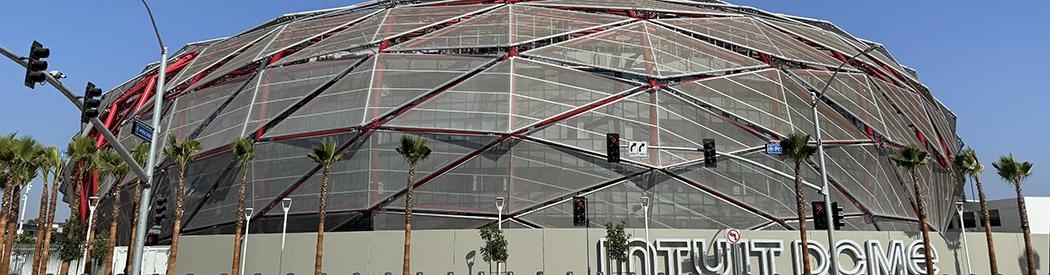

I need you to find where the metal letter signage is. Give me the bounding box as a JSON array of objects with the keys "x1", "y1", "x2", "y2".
[{"x1": 628, "y1": 141, "x2": 648, "y2": 158}]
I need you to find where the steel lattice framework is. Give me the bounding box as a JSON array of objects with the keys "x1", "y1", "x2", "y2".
[{"x1": 72, "y1": 0, "x2": 964, "y2": 243}]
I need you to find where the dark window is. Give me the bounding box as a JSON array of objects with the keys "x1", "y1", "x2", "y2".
[
  {"x1": 988, "y1": 209, "x2": 1002, "y2": 227},
  {"x1": 963, "y1": 211, "x2": 977, "y2": 228}
]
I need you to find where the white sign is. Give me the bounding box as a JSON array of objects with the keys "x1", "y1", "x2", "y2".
[
  {"x1": 727, "y1": 229, "x2": 741, "y2": 244},
  {"x1": 628, "y1": 141, "x2": 648, "y2": 158}
]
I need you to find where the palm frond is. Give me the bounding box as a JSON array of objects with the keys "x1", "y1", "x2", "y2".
[
  {"x1": 891, "y1": 146, "x2": 928, "y2": 171},
  {"x1": 396, "y1": 135, "x2": 432, "y2": 166},
  {"x1": 232, "y1": 137, "x2": 255, "y2": 167}
]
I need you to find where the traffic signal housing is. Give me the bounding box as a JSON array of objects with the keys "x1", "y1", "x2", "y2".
[
  {"x1": 606, "y1": 133, "x2": 620, "y2": 163},
  {"x1": 703, "y1": 138, "x2": 716, "y2": 168},
  {"x1": 812, "y1": 201, "x2": 827, "y2": 230},
  {"x1": 832, "y1": 202, "x2": 845, "y2": 230},
  {"x1": 573, "y1": 196, "x2": 587, "y2": 226},
  {"x1": 82, "y1": 82, "x2": 102, "y2": 123},
  {"x1": 24, "y1": 41, "x2": 50, "y2": 88},
  {"x1": 152, "y1": 195, "x2": 168, "y2": 226}
]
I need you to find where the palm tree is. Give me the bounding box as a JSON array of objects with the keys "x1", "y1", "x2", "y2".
[
  {"x1": 780, "y1": 133, "x2": 817, "y2": 275},
  {"x1": 0, "y1": 133, "x2": 16, "y2": 261},
  {"x1": 66, "y1": 136, "x2": 100, "y2": 217},
  {"x1": 992, "y1": 154, "x2": 1036, "y2": 275},
  {"x1": 230, "y1": 137, "x2": 255, "y2": 275},
  {"x1": 953, "y1": 148, "x2": 997, "y2": 274},
  {"x1": 307, "y1": 141, "x2": 346, "y2": 275},
  {"x1": 96, "y1": 150, "x2": 129, "y2": 275},
  {"x1": 396, "y1": 135, "x2": 431, "y2": 275},
  {"x1": 891, "y1": 146, "x2": 933, "y2": 275},
  {"x1": 37, "y1": 146, "x2": 64, "y2": 275},
  {"x1": 0, "y1": 136, "x2": 42, "y2": 273},
  {"x1": 31, "y1": 146, "x2": 61, "y2": 275},
  {"x1": 124, "y1": 143, "x2": 149, "y2": 274},
  {"x1": 163, "y1": 134, "x2": 203, "y2": 275}
]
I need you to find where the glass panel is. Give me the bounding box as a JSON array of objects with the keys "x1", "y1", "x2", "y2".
[
  {"x1": 671, "y1": 69, "x2": 792, "y2": 136},
  {"x1": 373, "y1": 5, "x2": 497, "y2": 42},
  {"x1": 295, "y1": 130, "x2": 497, "y2": 215},
  {"x1": 823, "y1": 146, "x2": 913, "y2": 220},
  {"x1": 510, "y1": 58, "x2": 637, "y2": 130},
  {"x1": 528, "y1": 21, "x2": 764, "y2": 78},
  {"x1": 171, "y1": 28, "x2": 275, "y2": 87},
  {"x1": 657, "y1": 90, "x2": 769, "y2": 166},
  {"x1": 160, "y1": 151, "x2": 237, "y2": 232},
  {"x1": 391, "y1": 5, "x2": 626, "y2": 50},
  {"x1": 781, "y1": 76, "x2": 868, "y2": 141},
  {"x1": 278, "y1": 10, "x2": 390, "y2": 64},
  {"x1": 244, "y1": 58, "x2": 360, "y2": 137},
  {"x1": 386, "y1": 58, "x2": 512, "y2": 132},
  {"x1": 869, "y1": 77, "x2": 921, "y2": 147},
  {"x1": 872, "y1": 79, "x2": 936, "y2": 146},
  {"x1": 262, "y1": 58, "x2": 376, "y2": 138},
  {"x1": 791, "y1": 70, "x2": 887, "y2": 136},
  {"x1": 164, "y1": 78, "x2": 249, "y2": 143},
  {"x1": 257, "y1": 10, "x2": 377, "y2": 58},
  {"x1": 524, "y1": 0, "x2": 737, "y2": 17},
  {"x1": 364, "y1": 54, "x2": 492, "y2": 122},
  {"x1": 184, "y1": 28, "x2": 283, "y2": 92},
  {"x1": 192, "y1": 77, "x2": 259, "y2": 152}
]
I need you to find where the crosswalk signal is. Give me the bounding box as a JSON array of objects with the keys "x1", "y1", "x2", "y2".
[
  {"x1": 24, "y1": 41, "x2": 50, "y2": 89},
  {"x1": 812, "y1": 201, "x2": 828, "y2": 230},
  {"x1": 832, "y1": 202, "x2": 846, "y2": 230},
  {"x1": 82, "y1": 82, "x2": 102, "y2": 123},
  {"x1": 703, "y1": 138, "x2": 716, "y2": 168},
  {"x1": 573, "y1": 196, "x2": 587, "y2": 227},
  {"x1": 606, "y1": 133, "x2": 620, "y2": 163}
]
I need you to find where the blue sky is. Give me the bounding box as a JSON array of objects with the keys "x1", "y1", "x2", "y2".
[{"x1": 1, "y1": 1, "x2": 1047, "y2": 222}]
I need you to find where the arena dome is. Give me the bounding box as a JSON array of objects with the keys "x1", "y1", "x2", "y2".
[{"x1": 81, "y1": 0, "x2": 964, "y2": 242}]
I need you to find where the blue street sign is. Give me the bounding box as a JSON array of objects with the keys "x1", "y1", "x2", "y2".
[
  {"x1": 766, "y1": 144, "x2": 782, "y2": 155},
  {"x1": 133, "y1": 121, "x2": 154, "y2": 142}
]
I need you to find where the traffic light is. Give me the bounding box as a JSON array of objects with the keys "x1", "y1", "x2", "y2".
[
  {"x1": 703, "y1": 138, "x2": 716, "y2": 168},
  {"x1": 146, "y1": 225, "x2": 161, "y2": 246},
  {"x1": 832, "y1": 202, "x2": 845, "y2": 230},
  {"x1": 812, "y1": 201, "x2": 827, "y2": 230},
  {"x1": 24, "y1": 41, "x2": 50, "y2": 89},
  {"x1": 606, "y1": 133, "x2": 620, "y2": 163},
  {"x1": 82, "y1": 82, "x2": 102, "y2": 123},
  {"x1": 573, "y1": 196, "x2": 587, "y2": 227},
  {"x1": 152, "y1": 195, "x2": 168, "y2": 225}
]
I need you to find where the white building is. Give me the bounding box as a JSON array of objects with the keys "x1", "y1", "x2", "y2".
[{"x1": 954, "y1": 196, "x2": 1050, "y2": 234}]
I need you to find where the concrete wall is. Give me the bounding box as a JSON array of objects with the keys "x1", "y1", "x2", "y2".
[{"x1": 173, "y1": 228, "x2": 1049, "y2": 275}]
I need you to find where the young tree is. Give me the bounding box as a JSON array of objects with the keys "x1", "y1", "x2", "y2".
[
  {"x1": 953, "y1": 148, "x2": 998, "y2": 274},
  {"x1": 162, "y1": 134, "x2": 202, "y2": 275},
  {"x1": 604, "y1": 221, "x2": 630, "y2": 275},
  {"x1": 307, "y1": 141, "x2": 346, "y2": 275},
  {"x1": 780, "y1": 133, "x2": 817, "y2": 275},
  {"x1": 124, "y1": 143, "x2": 149, "y2": 274},
  {"x1": 37, "y1": 146, "x2": 64, "y2": 275},
  {"x1": 57, "y1": 217, "x2": 85, "y2": 275},
  {"x1": 479, "y1": 223, "x2": 509, "y2": 275},
  {"x1": 230, "y1": 137, "x2": 255, "y2": 275},
  {"x1": 96, "y1": 150, "x2": 129, "y2": 275},
  {"x1": 396, "y1": 135, "x2": 431, "y2": 275},
  {"x1": 891, "y1": 146, "x2": 933, "y2": 275},
  {"x1": 992, "y1": 154, "x2": 1036, "y2": 275}
]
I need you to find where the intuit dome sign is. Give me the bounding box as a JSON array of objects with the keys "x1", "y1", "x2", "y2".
[{"x1": 596, "y1": 237, "x2": 939, "y2": 275}]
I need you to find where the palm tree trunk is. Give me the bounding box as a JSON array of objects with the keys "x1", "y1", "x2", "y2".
[
  {"x1": 403, "y1": 165, "x2": 415, "y2": 275},
  {"x1": 793, "y1": 164, "x2": 812, "y2": 275},
  {"x1": 910, "y1": 172, "x2": 935, "y2": 275},
  {"x1": 60, "y1": 260, "x2": 70, "y2": 275},
  {"x1": 314, "y1": 167, "x2": 330, "y2": 275},
  {"x1": 0, "y1": 185, "x2": 22, "y2": 273},
  {"x1": 104, "y1": 189, "x2": 121, "y2": 275},
  {"x1": 124, "y1": 180, "x2": 142, "y2": 275},
  {"x1": 0, "y1": 178, "x2": 14, "y2": 257},
  {"x1": 39, "y1": 174, "x2": 62, "y2": 275},
  {"x1": 232, "y1": 169, "x2": 248, "y2": 275},
  {"x1": 32, "y1": 174, "x2": 50, "y2": 275},
  {"x1": 165, "y1": 169, "x2": 186, "y2": 275},
  {"x1": 974, "y1": 176, "x2": 999, "y2": 274},
  {"x1": 1014, "y1": 184, "x2": 1037, "y2": 275}
]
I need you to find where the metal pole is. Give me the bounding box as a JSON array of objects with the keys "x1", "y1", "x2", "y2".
[
  {"x1": 279, "y1": 198, "x2": 291, "y2": 275},
  {"x1": 810, "y1": 44, "x2": 878, "y2": 275},
  {"x1": 17, "y1": 182, "x2": 31, "y2": 234},
  {"x1": 241, "y1": 208, "x2": 253, "y2": 275},
  {"x1": 82, "y1": 197, "x2": 100, "y2": 275},
  {"x1": 495, "y1": 197, "x2": 504, "y2": 275},
  {"x1": 586, "y1": 203, "x2": 591, "y2": 275},
  {"x1": 957, "y1": 202, "x2": 972, "y2": 275},
  {"x1": 131, "y1": 2, "x2": 166, "y2": 274},
  {"x1": 641, "y1": 197, "x2": 650, "y2": 244}
]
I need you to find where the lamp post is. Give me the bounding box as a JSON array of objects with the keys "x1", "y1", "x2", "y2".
[
  {"x1": 641, "y1": 196, "x2": 650, "y2": 244},
  {"x1": 279, "y1": 198, "x2": 292, "y2": 275},
  {"x1": 495, "y1": 196, "x2": 505, "y2": 275},
  {"x1": 240, "y1": 207, "x2": 254, "y2": 275},
  {"x1": 810, "y1": 44, "x2": 879, "y2": 275},
  {"x1": 82, "y1": 196, "x2": 101, "y2": 275},
  {"x1": 132, "y1": 1, "x2": 168, "y2": 274},
  {"x1": 17, "y1": 182, "x2": 31, "y2": 234},
  {"x1": 956, "y1": 201, "x2": 972, "y2": 275}
]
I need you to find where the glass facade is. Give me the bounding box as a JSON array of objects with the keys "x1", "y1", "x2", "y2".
[{"x1": 78, "y1": 0, "x2": 965, "y2": 244}]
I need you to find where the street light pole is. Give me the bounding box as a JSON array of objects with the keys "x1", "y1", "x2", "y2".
[
  {"x1": 957, "y1": 202, "x2": 972, "y2": 275},
  {"x1": 131, "y1": 1, "x2": 167, "y2": 275},
  {"x1": 241, "y1": 207, "x2": 254, "y2": 275},
  {"x1": 279, "y1": 198, "x2": 291, "y2": 275},
  {"x1": 17, "y1": 182, "x2": 31, "y2": 234},
  {"x1": 641, "y1": 196, "x2": 650, "y2": 244},
  {"x1": 495, "y1": 196, "x2": 505, "y2": 275},
  {"x1": 810, "y1": 44, "x2": 879, "y2": 275},
  {"x1": 82, "y1": 196, "x2": 101, "y2": 275}
]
